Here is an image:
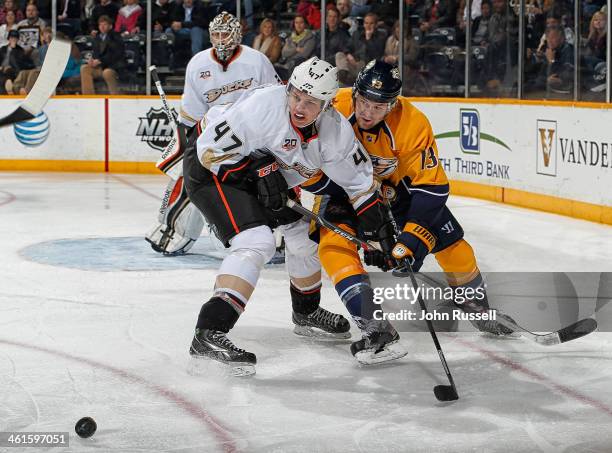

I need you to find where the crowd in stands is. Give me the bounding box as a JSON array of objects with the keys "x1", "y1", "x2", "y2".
[{"x1": 0, "y1": 0, "x2": 607, "y2": 99}]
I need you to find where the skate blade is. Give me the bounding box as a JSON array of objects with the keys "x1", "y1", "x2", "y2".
[
  {"x1": 293, "y1": 324, "x2": 351, "y2": 340},
  {"x1": 188, "y1": 356, "x2": 256, "y2": 377},
  {"x1": 353, "y1": 341, "x2": 408, "y2": 365}
]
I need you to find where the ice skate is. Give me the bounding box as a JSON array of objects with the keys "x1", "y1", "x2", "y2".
[
  {"x1": 189, "y1": 328, "x2": 256, "y2": 376},
  {"x1": 293, "y1": 307, "x2": 351, "y2": 340},
  {"x1": 471, "y1": 311, "x2": 520, "y2": 337},
  {"x1": 350, "y1": 319, "x2": 408, "y2": 365}
]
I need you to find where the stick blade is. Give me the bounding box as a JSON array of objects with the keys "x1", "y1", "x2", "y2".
[
  {"x1": 0, "y1": 106, "x2": 35, "y2": 127},
  {"x1": 434, "y1": 385, "x2": 459, "y2": 402},
  {"x1": 558, "y1": 318, "x2": 597, "y2": 344}
]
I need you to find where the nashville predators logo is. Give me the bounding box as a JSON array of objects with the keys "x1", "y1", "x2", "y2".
[
  {"x1": 370, "y1": 155, "x2": 398, "y2": 177},
  {"x1": 371, "y1": 79, "x2": 383, "y2": 89},
  {"x1": 205, "y1": 78, "x2": 253, "y2": 103}
]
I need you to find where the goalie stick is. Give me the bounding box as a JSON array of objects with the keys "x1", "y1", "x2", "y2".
[
  {"x1": 149, "y1": 65, "x2": 183, "y2": 179},
  {"x1": 0, "y1": 38, "x2": 70, "y2": 127},
  {"x1": 287, "y1": 199, "x2": 459, "y2": 402}
]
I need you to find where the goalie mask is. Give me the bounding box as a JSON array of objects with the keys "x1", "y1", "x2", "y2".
[{"x1": 209, "y1": 12, "x2": 242, "y2": 61}]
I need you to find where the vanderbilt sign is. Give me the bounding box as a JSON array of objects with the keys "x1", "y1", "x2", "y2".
[
  {"x1": 537, "y1": 119, "x2": 612, "y2": 176},
  {"x1": 536, "y1": 120, "x2": 557, "y2": 176}
]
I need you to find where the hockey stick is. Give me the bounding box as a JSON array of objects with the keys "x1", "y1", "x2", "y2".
[
  {"x1": 379, "y1": 200, "x2": 459, "y2": 402},
  {"x1": 0, "y1": 38, "x2": 70, "y2": 127},
  {"x1": 149, "y1": 65, "x2": 179, "y2": 127},
  {"x1": 287, "y1": 199, "x2": 459, "y2": 402},
  {"x1": 416, "y1": 266, "x2": 598, "y2": 346},
  {"x1": 149, "y1": 65, "x2": 183, "y2": 178}
]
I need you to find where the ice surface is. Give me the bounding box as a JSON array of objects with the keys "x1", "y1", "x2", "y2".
[{"x1": 1, "y1": 172, "x2": 611, "y2": 452}]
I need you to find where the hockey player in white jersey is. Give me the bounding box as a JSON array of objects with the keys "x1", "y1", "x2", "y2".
[
  {"x1": 145, "y1": 11, "x2": 281, "y2": 255},
  {"x1": 184, "y1": 57, "x2": 393, "y2": 375}
]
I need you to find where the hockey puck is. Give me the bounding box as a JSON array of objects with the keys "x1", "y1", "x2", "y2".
[{"x1": 75, "y1": 417, "x2": 97, "y2": 438}]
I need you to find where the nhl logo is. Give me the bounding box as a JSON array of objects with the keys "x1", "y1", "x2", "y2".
[{"x1": 136, "y1": 107, "x2": 177, "y2": 151}]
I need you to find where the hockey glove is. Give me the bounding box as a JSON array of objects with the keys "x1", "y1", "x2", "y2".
[
  {"x1": 249, "y1": 156, "x2": 288, "y2": 211},
  {"x1": 355, "y1": 193, "x2": 385, "y2": 241},
  {"x1": 363, "y1": 222, "x2": 397, "y2": 271},
  {"x1": 391, "y1": 222, "x2": 437, "y2": 265}
]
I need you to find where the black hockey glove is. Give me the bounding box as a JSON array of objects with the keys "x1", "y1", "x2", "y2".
[
  {"x1": 249, "y1": 156, "x2": 288, "y2": 211},
  {"x1": 355, "y1": 193, "x2": 386, "y2": 241},
  {"x1": 363, "y1": 221, "x2": 397, "y2": 271}
]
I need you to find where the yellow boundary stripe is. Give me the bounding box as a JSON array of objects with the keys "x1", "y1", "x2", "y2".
[
  {"x1": 0, "y1": 160, "x2": 106, "y2": 172},
  {"x1": 450, "y1": 180, "x2": 612, "y2": 225},
  {"x1": 1, "y1": 160, "x2": 610, "y2": 225}
]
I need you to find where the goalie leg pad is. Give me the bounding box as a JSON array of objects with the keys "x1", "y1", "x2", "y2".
[{"x1": 145, "y1": 176, "x2": 205, "y2": 255}]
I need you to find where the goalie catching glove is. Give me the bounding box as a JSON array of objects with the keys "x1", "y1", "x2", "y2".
[{"x1": 391, "y1": 221, "x2": 437, "y2": 265}]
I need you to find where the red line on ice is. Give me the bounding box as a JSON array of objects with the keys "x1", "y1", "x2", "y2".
[
  {"x1": 0, "y1": 338, "x2": 238, "y2": 452},
  {"x1": 109, "y1": 174, "x2": 160, "y2": 200},
  {"x1": 0, "y1": 190, "x2": 16, "y2": 207},
  {"x1": 456, "y1": 337, "x2": 612, "y2": 417}
]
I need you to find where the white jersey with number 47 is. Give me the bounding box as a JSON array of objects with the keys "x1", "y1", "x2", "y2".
[
  {"x1": 196, "y1": 84, "x2": 376, "y2": 208},
  {"x1": 180, "y1": 45, "x2": 281, "y2": 127}
]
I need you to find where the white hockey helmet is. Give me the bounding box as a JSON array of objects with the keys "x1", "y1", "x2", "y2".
[
  {"x1": 209, "y1": 11, "x2": 242, "y2": 61},
  {"x1": 289, "y1": 57, "x2": 339, "y2": 102}
]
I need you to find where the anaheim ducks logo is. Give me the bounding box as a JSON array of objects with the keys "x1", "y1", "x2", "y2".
[
  {"x1": 205, "y1": 78, "x2": 253, "y2": 103},
  {"x1": 275, "y1": 158, "x2": 318, "y2": 179},
  {"x1": 370, "y1": 154, "x2": 398, "y2": 177}
]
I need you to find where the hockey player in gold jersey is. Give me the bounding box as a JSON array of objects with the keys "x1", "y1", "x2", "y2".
[{"x1": 305, "y1": 60, "x2": 514, "y2": 365}]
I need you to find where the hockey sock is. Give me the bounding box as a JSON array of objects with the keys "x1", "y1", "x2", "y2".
[
  {"x1": 290, "y1": 282, "x2": 322, "y2": 315},
  {"x1": 196, "y1": 294, "x2": 243, "y2": 333},
  {"x1": 335, "y1": 274, "x2": 379, "y2": 329}
]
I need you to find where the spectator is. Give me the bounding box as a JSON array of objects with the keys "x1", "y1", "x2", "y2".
[
  {"x1": 383, "y1": 20, "x2": 418, "y2": 68},
  {"x1": 0, "y1": 29, "x2": 34, "y2": 94},
  {"x1": 11, "y1": 25, "x2": 52, "y2": 93},
  {"x1": 57, "y1": 0, "x2": 83, "y2": 36},
  {"x1": 115, "y1": 0, "x2": 142, "y2": 36},
  {"x1": 336, "y1": 0, "x2": 357, "y2": 35},
  {"x1": 138, "y1": 0, "x2": 175, "y2": 36},
  {"x1": 252, "y1": 18, "x2": 282, "y2": 64},
  {"x1": 457, "y1": 0, "x2": 482, "y2": 43},
  {"x1": 419, "y1": 0, "x2": 457, "y2": 33},
  {"x1": 350, "y1": 0, "x2": 370, "y2": 16},
  {"x1": 483, "y1": 0, "x2": 513, "y2": 92},
  {"x1": 0, "y1": 10, "x2": 18, "y2": 47},
  {"x1": 80, "y1": 15, "x2": 125, "y2": 94},
  {"x1": 279, "y1": 14, "x2": 315, "y2": 74},
  {"x1": 89, "y1": 0, "x2": 120, "y2": 35},
  {"x1": 297, "y1": 0, "x2": 321, "y2": 30},
  {"x1": 319, "y1": 7, "x2": 350, "y2": 63},
  {"x1": 17, "y1": 3, "x2": 46, "y2": 49},
  {"x1": 471, "y1": 0, "x2": 492, "y2": 46},
  {"x1": 240, "y1": 16, "x2": 256, "y2": 47},
  {"x1": 0, "y1": 0, "x2": 24, "y2": 25},
  {"x1": 168, "y1": 0, "x2": 211, "y2": 57},
  {"x1": 535, "y1": 13, "x2": 575, "y2": 53},
  {"x1": 336, "y1": 12, "x2": 386, "y2": 85},
  {"x1": 585, "y1": 10, "x2": 607, "y2": 64},
  {"x1": 526, "y1": 25, "x2": 574, "y2": 96}
]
